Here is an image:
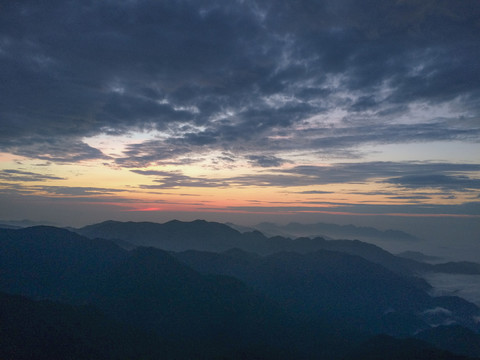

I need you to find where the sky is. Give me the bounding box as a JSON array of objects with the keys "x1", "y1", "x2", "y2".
[{"x1": 0, "y1": 0, "x2": 479, "y2": 257}]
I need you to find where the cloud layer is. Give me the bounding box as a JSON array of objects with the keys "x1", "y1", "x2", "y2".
[
  {"x1": 1, "y1": 0, "x2": 479, "y2": 231},
  {"x1": 1, "y1": 0, "x2": 479, "y2": 164}
]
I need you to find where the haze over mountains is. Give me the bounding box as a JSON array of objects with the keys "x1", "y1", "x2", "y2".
[
  {"x1": 238, "y1": 221, "x2": 419, "y2": 242},
  {"x1": 1, "y1": 220, "x2": 480, "y2": 359},
  {"x1": 76, "y1": 220, "x2": 480, "y2": 277},
  {"x1": 2, "y1": 0, "x2": 479, "y2": 357}
]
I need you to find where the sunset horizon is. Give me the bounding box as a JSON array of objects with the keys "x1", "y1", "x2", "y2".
[{"x1": 1, "y1": 1, "x2": 479, "y2": 259}]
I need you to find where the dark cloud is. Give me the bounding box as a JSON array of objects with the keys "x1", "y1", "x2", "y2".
[
  {"x1": 112, "y1": 118, "x2": 480, "y2": 167},
  {"x1": 221, "y1": 202, "x2": 480, "y2": 216},
  {"x1": 130, "y1": 161, "x2": 480, "y2": 192},
  {"x1": 132, "y1": 170, "x2": 229, "y2": 189},
  {"x1": 116, "y1": 140, "x2": 194, "y2": 167},
  {"x1": 294, "y1": 190, "x2": 334, "y2": 194},
  {"x1": 385, "y1": 174, "x2": 480, "y2": 191},
  {"x1": 32, "y1": 186, "x2": 128, "y2": 196},
  {"x1": 1, "y1": 0, "x2": 479, "y2": 163},
  {"x1": 0, "y1": 169, "x2": 65, "y2": 182},
  {"x1": 387, "y1": 195, "x2": 432, "y2": 200},
  {"x1": 0, "y1": 190, "x2": 153, "y2": 204},
  {"x1": 227, "y1": 162, "x2": 480, "y2": 189},
  {"x1": 0, "y1": 181, "x2": 159, "y2": 204},
  {"x1": 306, "y1": 121, "x2": 480, "y2": 150},
  {"x1": 246, "y1": 155, "x2": 287, "y2": 167},
  {"x1": 280, "y1": 162, "x2": 480, "y2": 186},
  {"x1": 2, "y1": 138, "x2": 108, "y2": 163}
]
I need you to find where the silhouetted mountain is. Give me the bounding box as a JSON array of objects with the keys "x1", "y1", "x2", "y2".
[
  {"x1": 0, "y1": 226, "x2": 127, "y2": 303},
  {"x1": 77, "y1": 220, "x2": 429, "y2": 277},
  {"x1": 90, "y1": 246, "x2": 302, "y2": 358},
  {"x1": 78, "y1": 219, "x2": 243, "y2": 252},
  {"x1": 427, "y1": 296, "x2": 480, "y2": 331},
  {"x1": 344, "y1": 334, "x2": 476, "y2": 360},
  {"x1": 79, "y1": 220, "x2": 480, "y2": 280},
  {"x1": 296, "y1": 237, "x2": 427, "y2": 278},
  {"x1": 254, "y1": 221, "x2": 419, "y2": 242},
  {"x1": 175, "y1": 248, "x2": 480, "y2": 336},
  {"x1": 2, "y1": 224, "x2": 479, "y2": 358},
  {"x1": 0, "y1": 223, "x2": 21, "y2": 229},
  {"x1": 397, "y1": 253, "x2": 480, "y2": 276},
  {"x1": 0, "y1": 291, "x2": 168, "y2": 360},
  {"x1": 430, "y1": 262, "x2": 480, "y2": 275},
  {"x1": 397, "y1": 251, "x2": 443, "y2": 263},
  {"x1": 0, "y1": 226, "x2": 332, "y2": 358},
  {"x1": 415, "y1": 325, "x2": 480, "y2": 358}
]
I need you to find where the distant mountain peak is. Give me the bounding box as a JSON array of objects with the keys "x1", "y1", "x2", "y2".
[{"x1": 253, "y1": 221, "x2": 419, "y2": 243}]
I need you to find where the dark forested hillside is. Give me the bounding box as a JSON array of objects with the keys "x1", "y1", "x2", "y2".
[
  {"x1": 175, "y1": 248, "x2": 480, "y2": 336},
  {"x1": 1, "y1": 224, "x2": 479, "y2": 359},
  {"x1": 78, "y1": 219, "x2": 243, "y2": 251},
  {"x1": 415, "y1": 325, "x2": 480, "y2": 358},
  {"x1": 0, "y1": 292, "x2": 168, "y2": 360},
  {"x1": 77, "y1": 220, "x2": 480, "y2": 278},
  {"x1": 343, "y1": 335, "x2": 475, "y2": 360},
  {"x1": 0, "y1": 226, "x2": 127, "y2": 303},
  {"x1": 0, "y1": 226, "x2": 344, "y2": 358}
]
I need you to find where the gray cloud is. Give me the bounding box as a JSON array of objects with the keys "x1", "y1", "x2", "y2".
[
  {"x1": 116, "y1": 140, "x2": 194, "y2": 167},
  {"x1": 385, "y1": 174, "x2": 480, "y2": 191},
  {"x1": 32, "y1": 186, "x2": 128, "y2": 196},
  {"x1": 132, "y1": 170, "x2": 229, "y2": 189},
  {"x1": 0, "y1": 169, "x2": 65, "y2": 182},
  {"x1": 220, "y1": 202, "x2": 480, "y2": 216},
  {"x1": 230, "y1": 162, "x2": 480, "y2": 189},
  {"x1": 246, "y1": 155, "x2": 287, "y2": 168},
  {"x1": 1, "y1": 0, "x2": 479, "y2": 163},
  {"x1": 112, "y1": 118, "x2": 480, "y2": 168},
  {"x1": 130, "y1": 161, "x2": 480, "y2": 193},
  {"x1": 0, "y1": 180, "x2": 134, "y2": 199},
  {"x1": 2, "y1": 138, "x2": 108, "y2": 163},
  {"x1": 294, "y1": 190, "x2": 334, "y2": 194},
  {"x1": 387, "y1": 195, "x2": 432, "y2": 200}
]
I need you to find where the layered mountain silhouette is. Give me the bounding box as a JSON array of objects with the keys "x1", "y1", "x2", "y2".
[
  {"x1": 0, "y1": 226, "x2": 345, "y2": 359},
  {"x1": 397, "y1": 250, "x2": 443, "y2": 263},
  {"x1": 0, "y1": 226, "x2": 126, "y2": 303},
  {"x1": 76, "y1": 220, "x2": 480, "y2": 276},
  {"x1": 428, "y1": 262, "x2": 480, "y2": 275},
  {"x1": 78, "y1": 219, "x2": 242, "y2": 252},
  {"x1": 175, "y1": 248, "x2": 480, "y2": 336},
  {"x1": 1, "y1": 222, "x2": 479, "y2": 359},
  {"x1": 415, "y1": 325, "x2": 480, "y2": 358},
  {"x1": 0, "y1": 292, "x2": 168, "y2": 360},
  {"x1": 250, "y1": 221, "x2": 419, "y2": 242}
]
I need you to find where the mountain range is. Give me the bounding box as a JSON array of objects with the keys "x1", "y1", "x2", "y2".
[
  {"x1": 245, "y1": 221, "x2": 419, "y2": 242},
  {"x1": 1, "y1": 221, "x2": 479, "y2": 359},
  {"x1": 76, "y1": 220, "x2": 480, "y2": 276}
]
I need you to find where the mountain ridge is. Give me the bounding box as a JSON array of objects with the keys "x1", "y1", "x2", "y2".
[
  {"x1": 1, "y1": 224, "x2": 479, "y2": 359},
  {"x1": 75, "y1": 220, "x2": 480, "y2": 277}
]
